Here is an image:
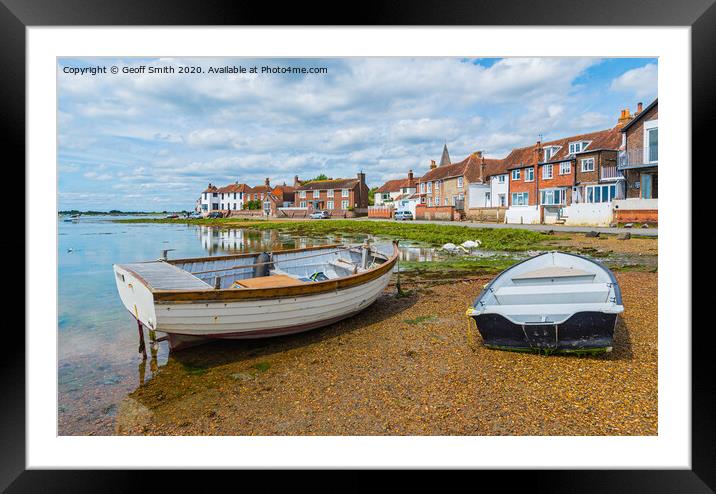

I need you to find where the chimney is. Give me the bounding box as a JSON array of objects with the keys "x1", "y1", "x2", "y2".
[
  {"x1": 616, "y1": 108, "x2": 632, "y2": 129},
  {"x1": 357, "y1": 170, "x2": 366, "y2": 185},
  {"x1": 408, "y1": 169, "x2": 414, "y2": 183},
  {"x1": 430, "y1": 159, "x2": 437, "y2": 169},
  {"x1": 636, "y1": 102, "x2": 643, "y2": 114},
  {"x1": 534, "y1": 140, "x2": 542, "y2": 161},
  {"x1": 293, "y1": 175, "x2": 300, "y2": 187},
  {"x1": 265, "y1": 177, "x2": 270, "y2": 188}
]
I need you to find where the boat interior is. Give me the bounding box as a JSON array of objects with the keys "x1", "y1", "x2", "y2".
[
  {"x1": 476, "y1": 252, "x2": 622, "y2": 324},
  {"x1": 122, "y1": 245, "x2": 389, "y2": 291}
]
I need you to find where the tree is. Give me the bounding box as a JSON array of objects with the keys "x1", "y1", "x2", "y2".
[
  {"x1": 302, "y1": 174, "x2": 329, "y2": 184},
  {"x1": 367, "y1": 186, "x2": 379, "y2": 206}
]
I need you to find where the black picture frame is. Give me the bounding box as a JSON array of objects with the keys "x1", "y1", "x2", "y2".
[{"x1": 4, "y1": 0, "x2": 707, "y2": 490}]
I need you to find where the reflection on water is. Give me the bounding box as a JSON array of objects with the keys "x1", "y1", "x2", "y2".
[{"x1": 58, "y1": 216, "x2": 442, "y2": 435}]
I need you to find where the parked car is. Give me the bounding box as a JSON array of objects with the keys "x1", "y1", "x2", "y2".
[
  {"x1": 394, "y1": 210, "x2": 413, "y2": 221},
  {"x1": 309, "y1": 210, "x2": 330, "y2": 219},
  {"x1": 164, "y1": 214, "x2": 179, "y2": 219},
  {"x1": 207, "y1": 211, "x2": 223, "y2": 219}
]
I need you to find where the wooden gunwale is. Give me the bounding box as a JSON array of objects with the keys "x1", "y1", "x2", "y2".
[{"x1": 151, "y1": 243, "x2": 399, "y2": 303}]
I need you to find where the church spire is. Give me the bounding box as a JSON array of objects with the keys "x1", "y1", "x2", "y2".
[{"x1": 439, "y1": 143, "x2": 451, "y2": 166}]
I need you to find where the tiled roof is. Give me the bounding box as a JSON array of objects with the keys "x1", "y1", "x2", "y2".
[
  {"x1": 504, "y1": 127, "x2": 621, "y2": 170},
  {"x1": 419, "y1": 152, "x2": 502, "y2": 183},
  {"x1": 250, "y1": 185, "x2": 272, "y2": 193},
  {"x1": 296, "y1": 178, "x2": 360, "y2": 191},
  {"x1": 216, "y1": 183, "x2": 250, "y2": 193},
  {"x1": 376, "y1": 176, "x2": 421, "y2": 193}
]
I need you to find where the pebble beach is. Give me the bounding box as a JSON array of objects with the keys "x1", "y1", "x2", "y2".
[{"x1": 115, "y1": 270, "x2": 657, "y2": 436}]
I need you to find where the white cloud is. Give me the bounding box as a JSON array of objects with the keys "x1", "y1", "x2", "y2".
[
  {"x1": 57, "y1": 56, "x2": 651, "y2": 210},
  {"x1": 610, "y1": 63, "x2": 657, "y2": 99}
]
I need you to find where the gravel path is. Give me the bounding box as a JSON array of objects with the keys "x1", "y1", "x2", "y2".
[{"x1": 116, "y1": 271, "x2": 657, "y2": 436}]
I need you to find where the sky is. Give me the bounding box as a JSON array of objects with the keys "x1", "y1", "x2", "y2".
[{"x1": 57, "y1": 57, "x2": 657, "y2": 211}]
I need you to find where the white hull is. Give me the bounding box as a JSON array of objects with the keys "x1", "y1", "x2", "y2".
[{"x1": 154, "y1": 273, "x2": 391, "y2": 336}]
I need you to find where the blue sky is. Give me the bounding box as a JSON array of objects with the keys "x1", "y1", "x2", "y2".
[{"x1": 58, "y1": 57, "x2": 657, "y2": 211}]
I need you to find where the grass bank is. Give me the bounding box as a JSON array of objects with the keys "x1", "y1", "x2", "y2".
[{"x1": 114, "y1": 218, "x2": 550, "y2": 251}]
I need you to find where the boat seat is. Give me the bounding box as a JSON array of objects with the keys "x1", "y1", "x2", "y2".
[
  {"x1": 493, "y1": 283, "x2": 611, "y2": 305},
  {"x1": 511, "y1": 266, "x2": 596, "y2": 285}
]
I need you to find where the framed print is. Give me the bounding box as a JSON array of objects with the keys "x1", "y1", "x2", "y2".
[{"x1": 5, "y1": 0, "x2": 711, "y2": 489}]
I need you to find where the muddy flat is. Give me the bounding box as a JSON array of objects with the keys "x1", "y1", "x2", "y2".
[{"x1": 115, "y1": 271, "x2": 657, "y2": 436}]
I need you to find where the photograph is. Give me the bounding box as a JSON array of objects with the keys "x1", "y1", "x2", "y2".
[{"x1": 57, "y1": 56, "x2": 659, "y2": 437}]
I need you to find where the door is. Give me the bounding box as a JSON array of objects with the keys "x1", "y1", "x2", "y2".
[{"x1": 641, "y1": 173, "x2": 652, "y2": 199}]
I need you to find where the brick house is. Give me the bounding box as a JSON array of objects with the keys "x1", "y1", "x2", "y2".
[
  {"x1": 249, "y1": 178, "x2": 273, "y2": 204},
  {"x1": 615, "y1": 99, "x2": 658, "y2": 223},
  {"x1": 294, "y1": 173, "x2": 369, "y2": 214},
  {"x1": 503, "y1": 113, "x2": 625, "y2": 224},
  {"x1": 418, "y1": 150, "x2": 488, "y2": 210}
]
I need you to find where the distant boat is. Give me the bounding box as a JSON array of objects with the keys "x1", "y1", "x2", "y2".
[
  {"x1": 114, "y1": 243, "x2": 398, "y2": 350},
  {"x1": 467, "y1": 252, "x2": 624, "y2": 353}
]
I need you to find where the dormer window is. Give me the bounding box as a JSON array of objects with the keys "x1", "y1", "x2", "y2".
[
  {"x1": 543, "y1": 146, "x2": 560, "y2": 161},
  {"x1": 568, "y1": 141, "x2": 591, "y2": 154}
]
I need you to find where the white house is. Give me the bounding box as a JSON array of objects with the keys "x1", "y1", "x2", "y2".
[
  {"x1": 374, "y1": 170, "x2": 420, "y2": 207},
  {"x1": 199, "y1": 182, "x2": 251, "y2": 215}
]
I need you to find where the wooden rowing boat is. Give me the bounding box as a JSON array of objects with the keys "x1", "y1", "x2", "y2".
[
  {"x1": 467, "y1": 251, "x2": 624, "y2": 353},
  {"x1": 113, "y1": 242, "x2": 399, "y2": 350}
]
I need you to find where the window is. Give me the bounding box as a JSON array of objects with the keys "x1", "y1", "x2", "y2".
[
  {"x1": 313, "y1": 190, "x2": 320, "y2": 199},
  {"x1": 485, "y1": 192, "x2": 491, "y2": 204},
  {"x1": 525, "y1": 167, "x2": 534, "y2": 182},
  {"x1": 540, "y1": 188, "x2": 566, "y2": 205},
  {"x1": 445, "y1": 197, "x2": 449, "y2": 206},
  {"x1": 569, "y1": 141, "x2": 589, "y2": 154},
  {"x1": 511, "y1": 169, "x2": 520, "y2": 180},
  {"x1": 300, "y1": 190, "x2": 306, "y2": 198},
  {"x1": 327, "y1": 189, "x2": 334, "y2": 197},
  {"x1": 382, "y1": 193, "x2": 390, "y2": 200},
  {"x1": 427, "y1": 182, "x2": 433, "y2": 193},
  {"x1": 559, "y1": 162, "x2": 571, "y2": 175},
  {"x1": 233, "y1": 203, "x2": 237, "y2": 210},
  {"x1": 341, "y1": 200, "x2": 349, "y2": 209},
  {"x1": 511, "y1": 192, "x2": 529, "y2": 206},
  {"x1": 342, "y1": 189, "x2": 349, "y2": 197},
  {"x1": 585, "y1": 184, "x2": 617, "y2": 203},
  {"x1": 498, "y1": 175, "x2": 505, "y2": 184},
  {"x1": 420, "y1": 182, "x2": 425, "y2": 193},
  {"x1": 434, "y1": 195, "x2": 440, "y2": 205},
  {"x1": 544, "y1": 146, "x2": 560, "y2": 161},
  {"x1": 644, "y1": 120, "x2": 658, "y2": 163},
  {"x1": 300, "y1": 201, "x2": 307, "y2": 208},
  {"x1": 427, "y1": 197, "x2": 432, "y2": 206},
  {"x1": 498, "y1": 194, "x2": 506, "y2": 207},
  {"x1": 435, "y1": 180, "x2": 441, "y2": 191},
  {"x1": 212, "y1": 193, "x2": 218, "y2": 197},
  {"x1": 457, "y1": 177, "x2": 464, "y2": 188},
  {"x1": 542, "y1": 164, "x2": 553, "y2": 179},
  {"x1": 581, "y1": 158, "x2": 595, "y2": 172},
  {"x1": 327, "y1": 200, "x2": 334, "y2": 210}
]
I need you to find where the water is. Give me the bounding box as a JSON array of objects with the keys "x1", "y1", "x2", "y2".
[{"x1": 57, "y1": 215, "x2": 443, "y2": 435}]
